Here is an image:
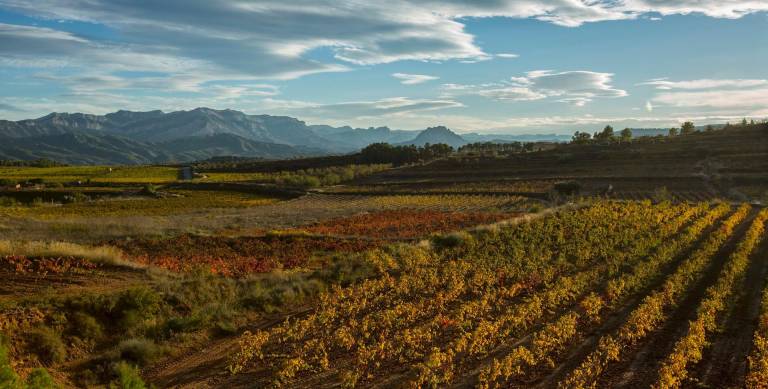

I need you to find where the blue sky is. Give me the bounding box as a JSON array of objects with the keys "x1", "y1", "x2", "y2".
[{"x1": 0, "y1": 1, "x2": 767, "y2": 133}]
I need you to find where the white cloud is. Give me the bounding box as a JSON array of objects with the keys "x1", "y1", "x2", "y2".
[
  {"x1": 392, "y1": 73, "x2": 439, "y2": 85},
  {"x1": 1, "y1": 1, "x2": 766, "y2": 80},
  {"x1": 443, "y1": 70, "x2": 627, "y2": 105},
  {"x1": 652, "y1": 88, "x2": 768, "y2": 109},
  {"x1": 645, "y1": 77, "x2": 768, "y2": 116},
  {"x1": 640, "y1": 78, "x2": 768, "y2": 90},
  {"x1": 645, "y1": 101, "x2": 654, "y2": 112},
  {"x1": 495, "y1": 53, "x2": 519, "y2": 59}
]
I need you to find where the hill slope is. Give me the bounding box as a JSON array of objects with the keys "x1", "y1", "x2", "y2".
[{"x1": 399, "y1": 126, "x2": 468, "y2": 148}]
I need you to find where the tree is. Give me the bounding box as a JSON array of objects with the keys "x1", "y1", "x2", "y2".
[
  {"x1": 742, "y1": 118, "x2": 749, "y2": 126},
  {"x1": 595, "y1": 125, "x2": 615, "y2": 142},
  {"x1": 571, "y1": 131, "x2": 592, "y2": 144},
  {"x1": 705, "y1": 124, "x2": 714, "y2": 132},
  {"x1": 523, "y1": 142, "x2": 535, "y2": 152},
  {"x1": 681, "y1": 121, "x2": 696, "y2": 135},
  {"x1": 668, "y1": 127, "x2": 679, "y2": 137},
  {"x1": 620, "y1": 128, "x2": 632, "y2": 142}
]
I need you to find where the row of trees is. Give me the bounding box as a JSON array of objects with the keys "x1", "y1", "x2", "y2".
[
  {"x1": 573, "y1": 118, "x2": 766, "y2": 145},
  {"x1": 458, "y1": 141, "x2": 536, "y2": 155},
  {"x1": 358, "y1": 143, "x2": 453, "y2": 165},
  {"x1": 572, "y1": 125, "x2": 633, "y2": 144}
]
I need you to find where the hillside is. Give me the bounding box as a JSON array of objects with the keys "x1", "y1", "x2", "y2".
[
  {"x1": 399, "y1": 126, "x2": 468, "y2": 148},
  {"x1": 351, "y1": 124, "x2": 768, "y2": 201}
]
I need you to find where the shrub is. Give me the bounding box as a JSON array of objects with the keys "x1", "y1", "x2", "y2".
[
  {"x1": 0, "y1": 197, "x2": 18, "y2": 207},
  {"x1": 62, "y1": 191, "x2": 88, "y2": 204},
  {"x1": 25, "y1": 368, "x2": 58, "y2": 389},
  {"x1": 653, "y1": 186, "x2": 672, "y2": 202},
  {"x1": 113, "y1": 339, "x2": 162, "y2": 366},
  {"x1": 0, "y1": 343, "x2": 22, "y2": 388},
  {"x1": 139, "y1": 185, "x2": 157, "y2": 196},
  {"x1": 553, "y1": 181, "x2": 581, "y2": 196},
  {"x1": 432, "y1": 231, "x2": 472, "y2": 249},
  {"x1": 28, "y1": 326, "x2": 67, "y2": 365},
  {"x1": 70, "y1": 312, "x2": 103, "y2": 341},
  {"x1": 114, "y1": 288, "x2": 161, "y2": 331},
  {"x1": 109, "y1": 361, "x2": 148, "y2": 389}
]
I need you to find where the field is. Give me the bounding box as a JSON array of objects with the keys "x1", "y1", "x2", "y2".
[
  {"x1": 0, "y1": 166, "x2": 180, "y2": 184},
  {"x1": 221, "y1": 201, "x2": 768, "y2": 388},
  {"x1": 0, "y1": 124, "x2": 767, "y2": 388}
]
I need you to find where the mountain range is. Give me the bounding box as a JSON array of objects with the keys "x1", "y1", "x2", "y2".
[{"x1": 0, "y1": 107, "x2": 570, "y2": 165}]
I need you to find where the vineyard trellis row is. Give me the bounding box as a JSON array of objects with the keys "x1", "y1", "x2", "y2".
[
  {"x1": 651, "y1": 208, "x2": 768, "y2": 388},
  {"x1": 559, "y1": 203, "x2": 751, "y2": 388},
  {"x1": 476, "y1": 202, "x2": 726, "y2": 388},
  {"x1": 226, "y1": 201, "x2": 726, "y2": 387},
  {"x1": 747, "y1": 234, "x2": 768, "y2": 388}
]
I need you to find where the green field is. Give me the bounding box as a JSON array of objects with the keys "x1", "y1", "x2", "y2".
[{"x1": 0, "y1": 166, "x2": 180, "y2": 184}]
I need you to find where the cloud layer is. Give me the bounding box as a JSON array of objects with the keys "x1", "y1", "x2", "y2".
[
  {"x1": 1, "y1": 1, "x2": 767, "y2": 130},
  {"x1": 2, "y1": 1, "x2": 767, "y2": 81},
  {"x1": 644, "y1": 77, "x2": 768, "y2": 114},
  {"x1": 444, "y1": 70, "x2": 627, "y2": 106}
]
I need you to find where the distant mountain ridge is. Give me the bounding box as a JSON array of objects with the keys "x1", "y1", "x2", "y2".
[{"x1": 0, "y1": 107, "x2": 578, "y2": 165}]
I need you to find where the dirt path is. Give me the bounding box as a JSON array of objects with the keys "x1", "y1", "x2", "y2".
[{"x1": 604, "y1": 207, "x2": 758, "y2": 388}]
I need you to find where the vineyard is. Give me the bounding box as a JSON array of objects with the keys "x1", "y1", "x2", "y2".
[
  {"x1": 298, "y1": 210, "x2": 521, "y2": 240},
  {"x1": 222, "y1": 201, "x2": 768, "y2": 388},
  {"x1": 107, "y1": 234, "x2": 383, "y2": 276}
]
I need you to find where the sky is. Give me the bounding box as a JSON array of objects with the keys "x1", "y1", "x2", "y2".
[{"x1": 0, "y1": 1, "x2": 767, "y2": 134}]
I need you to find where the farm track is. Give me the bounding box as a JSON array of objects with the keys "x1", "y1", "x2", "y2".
[
  {"x1": 532, "y1": 206, "x2": 735, "y2": 389},
  {"x1": 602, "y1": 207, "x2": 759, "y2": 388},
  {"x1": 693, "y1": 221, "x2": 768, "y2": 388}
]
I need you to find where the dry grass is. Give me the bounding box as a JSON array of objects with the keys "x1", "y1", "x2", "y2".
[{"x1": 0, "y1": 240, "x2": 139, "y2": 268}]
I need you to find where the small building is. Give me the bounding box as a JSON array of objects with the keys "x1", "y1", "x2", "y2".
[{"x1": 178, "y1": 166, "x2": 194, "y2": 181}]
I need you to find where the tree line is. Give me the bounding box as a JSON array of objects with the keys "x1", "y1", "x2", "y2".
[{"x1": 571, "y1": 117, "x2": 767, "y2": 145}]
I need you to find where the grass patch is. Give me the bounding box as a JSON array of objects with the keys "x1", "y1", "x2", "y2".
[{"x1": 0, "y1": 240, "x2": 132, "y2": 267}]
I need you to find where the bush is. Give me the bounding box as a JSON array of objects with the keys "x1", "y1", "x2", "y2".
[
  {"x1": 113, "y1": 339, "x2": 162, "y2": 366},
  {"x1": 114, "y1": 288, "x2": 161, "y2": 331},
  {"x1": 432, "y1": 231, "x2": 472, "y2": 249},
  {"x1": 653, "y1": 186, "x2": 672, "y2": 202},
  {"x1": 109, "y1": 361, "x2": 148, "y2": 389},
  {"x1": 70, "y1": 312, "x2": 103, "y2": 341},
  {"x1": 62, "y1": 191, "x2": 89, "y2": 204},
  {"x1": 25, "y1": 368, "x2": 58, "y2": 389},
  {"x1": 0, "y1": 197, "x2": 18, "y2": 207},
  {"x1": 139, "y1": 185, "x2": 157, "y2": 196},
  {"x1": 0, "y1": 343, "x2": 22, "y2": 388},
  {"x1": 28, "y1": 326, "x2": 67, "y2": 365},
  {"x1": 554, "y1": 181, "x2": 581, "y2": 196}
]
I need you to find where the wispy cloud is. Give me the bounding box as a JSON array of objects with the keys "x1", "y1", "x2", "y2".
[
  {"x1": 640, "y1": 78, "x2": 768, "y2": 90},
  {"x1": 443, "y1": 70, "x2": 627, "y2": 105},
  {"x1": 645, "y1": 77, "x2": 768, "y2": 115},
  {"x1": 392, "y1": 73, "x2": 439, "y2": 85}
]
